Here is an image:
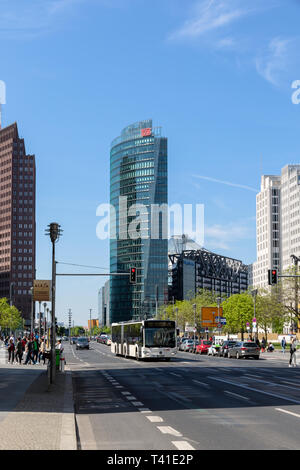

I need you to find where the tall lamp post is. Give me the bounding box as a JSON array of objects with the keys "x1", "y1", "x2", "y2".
[
  {"x1": 193, "y1": 303, "x2": 196, "y2": 347},
  {"x1": 251, "y1": 289, "x2": 258, "y2": 341},
  {"x1": 45, "y1": 222, "x2": 62, "y2": 385},
  {"x1": 30, "y1": 286, "x2": 34, "y2": 337},
  {"x1": 43, "y1": 302, "x2": 47, "y2": 337}
]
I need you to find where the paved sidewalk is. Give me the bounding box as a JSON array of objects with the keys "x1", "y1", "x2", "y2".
[{"x1": 0, "y1": 362, "x2": 77, "y2": 450}]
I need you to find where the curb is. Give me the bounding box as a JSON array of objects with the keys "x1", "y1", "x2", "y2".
[{"x1": 60, "y1": 368, "x2": 77, "y2": 450}]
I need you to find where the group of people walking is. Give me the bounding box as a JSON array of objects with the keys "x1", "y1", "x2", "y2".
[{"x1": 2, "y1": 335, "x2": 47, "y2": 365}]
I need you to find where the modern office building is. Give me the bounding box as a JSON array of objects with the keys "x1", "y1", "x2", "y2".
[
  {"x1": 110, "y1": 119, "x2": 168, "y2": 323},
  {"x1": 252, "y1": 175, "x2": 281, "y2": 288},
  {"x1": 252, "y1": 165, "x2": 300, "y2": 288},
  {"x1": 168, "y1": 237, "x2": 248, "y2": 300},
  {"x1": 98, "y1": 279, "x2": 110, "y2": 327},
  {"x1": 0, "y1": 123, "x2": 36, "y2": 325}
]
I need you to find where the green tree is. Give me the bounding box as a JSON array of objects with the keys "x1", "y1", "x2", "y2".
[
  {"x1": 222, "y1": 293, "x2": 254, "y2": 339},
  {"x1": 0, "y1": 298, "x2": 22, "y2": 333}
]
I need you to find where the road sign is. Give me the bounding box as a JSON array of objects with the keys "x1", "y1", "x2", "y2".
[{"x1": 33, "y1": 280, "x2": 51, "y2": 301}]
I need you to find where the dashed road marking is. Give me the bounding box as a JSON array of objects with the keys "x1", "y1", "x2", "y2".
[
  {"x1": 172, "y1": 441, "x2": 196, "y2": 450},
  {"x1": 146, "y1": 416, "x2": 163, "y2": 423},
  {"x1": 157, "y1": 426, "x2": 183, "y2": 437},
  {"x1": 224, "y1": 390, "x2": 250, "y2": 401},
  {"x1": 276, "y1": 408, "x2": 300, "y2": 419}
]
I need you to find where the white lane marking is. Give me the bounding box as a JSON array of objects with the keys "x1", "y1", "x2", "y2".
[
  {"x1": 224, "y1": 390, "x2": 250, "y2": 401},
  {"x1": 172, "y1": 441, "x2": 196, "y2": 450},
  {"x1": 192, "y1": 379, "x2": 210, "y2": 388},
  {"x1": 169, "y1": 373, "x2": 182, "y2": 377},
  {"x1": 208, "y1": 376, "x2": 300, "y2": 405},
  {"x1": 126, "y1": 396, "x2": 137, "y2": 401},
  {"x1": 146, "y1": 416, "x2": 164, "y2": 423},
  {"x1": 157, "y1": 426, "x2": 183, "y2": 437},
  {"x1": 121, "y1": 391, "x2": 130, "y2": 395},
  {"x1": 138, "y1": 408, "x2": 152, "y2": 413},
  {"x1": 276, "y1": 408, "x2": 300, "y2": 419},
  {"x1": 115, "y1": 385, "x2": 124, "y2": 389},
  {"x1": 132, "y1": 401, "x2": 144, "y2": 407}
]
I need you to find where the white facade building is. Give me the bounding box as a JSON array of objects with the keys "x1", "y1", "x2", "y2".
[{"x1": 252, "y1": 165, "x2": 300, "y2": 288}]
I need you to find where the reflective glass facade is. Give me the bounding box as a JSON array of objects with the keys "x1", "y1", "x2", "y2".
[{"x1": 110, "y1": 120, "x2": 168, "y2": 323}]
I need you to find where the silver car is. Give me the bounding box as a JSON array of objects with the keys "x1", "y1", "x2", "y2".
[
  {"x1": 180, "y1": 340, "x2": 195, "y2": 352},
  {"x1": 228, "y1": 341, "x2": 260, "y2": 360}
]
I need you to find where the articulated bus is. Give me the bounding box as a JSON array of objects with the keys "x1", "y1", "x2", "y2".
[{"x1": 111, "y1": 319, "x2": 177, "y2": 361}]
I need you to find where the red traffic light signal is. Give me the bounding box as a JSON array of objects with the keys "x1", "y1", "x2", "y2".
[
  {"x1": 130, "y1": 267, "x2": 137, "y2": 284},
  {"x1": 268, "y1": 269, "x2": 278, "y2": 285}
]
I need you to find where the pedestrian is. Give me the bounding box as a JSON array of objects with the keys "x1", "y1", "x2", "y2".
[
  {"x1": 261, "y1": 337, "x2": 266, "y2": 353},
  {"x1": 256, "y1": 337, "x2": 261, "y2": 348},
  {"x1": 15, "y1": 337, "x2": 23, "y2": 364},
  {"x1": 281, "y1": 337, "x2": 287, "y2": 355},
  {"x1": 24, "y1": 338, "x2": 34, "y2": 365},
  {"x1": 39, "y1": 338, "x2": 46, "y2": 365},
  {"x1": 32, "y1": 337, "x2": 39, "y2": 364},
  {"x1": 267, "y1": 342, "x2": 274, "y2": 352},
  {"x1": 7, "y1": 339, "x2": 15, "y2": 364},
  {"x1": 289, "y1": 337, "x2": 298, "y2": 368}
]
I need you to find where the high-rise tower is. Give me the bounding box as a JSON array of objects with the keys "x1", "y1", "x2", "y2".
[
  {"x1": 0, "y1": 123, "x2": 36, "y2": 325},
  {"x1": 110, "y1": 120, "x2": 168, "y2": 323}
]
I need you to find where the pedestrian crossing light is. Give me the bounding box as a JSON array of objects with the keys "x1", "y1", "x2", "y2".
[
  {"x1": 268, "y1": 269, "x2": 278, "y2": 285},
  {"x1": 130, "y1": 267, "x2": 137, "y2": 284}
]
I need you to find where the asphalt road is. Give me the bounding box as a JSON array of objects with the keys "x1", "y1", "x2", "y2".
[{"x1": 66, "y1": 341, "x2": 300, "y2": 450}]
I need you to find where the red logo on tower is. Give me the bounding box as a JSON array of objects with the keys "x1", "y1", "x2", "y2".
[{"x1": 141, "y1": 128, "x2": 152, "y2": 137}]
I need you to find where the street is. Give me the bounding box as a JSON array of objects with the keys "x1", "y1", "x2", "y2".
[{"x1": 67, "y1": 341, "x2": 300, "y2": 450}]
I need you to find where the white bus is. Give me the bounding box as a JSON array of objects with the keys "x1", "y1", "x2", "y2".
[{"x1": 111, "y1": 319, "x2": 177, "y2": 361}]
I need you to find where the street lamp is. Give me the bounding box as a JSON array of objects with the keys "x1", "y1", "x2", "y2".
[
  {"x1": 193, "y1": 304, "x2": 196, "y2": 347},
  {"x1": 251, "y1": 289, "x2": 258, "y2": 340},
  {"x1": 45, "y1": 222, "x2": 62, "y2": 385},
  {"x1": 43, "y1": 302, "x2": 47, "y2": 337},
  {"x1": 29, "y1": 286, "x2": 34, "y2": 336}
]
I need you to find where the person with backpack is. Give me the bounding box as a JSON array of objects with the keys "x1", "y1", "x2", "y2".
[{"x1": 289, "y1": 337, "x2": 298, "y2": 368}]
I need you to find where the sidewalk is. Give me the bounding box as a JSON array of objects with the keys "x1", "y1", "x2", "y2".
[{"x1": 0, "y1": 349, "x2": 77, "y2": 450}]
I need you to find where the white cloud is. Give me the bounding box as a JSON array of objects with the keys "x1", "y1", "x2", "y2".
[
  {"x1": 192, "y1": 175, "x2": 258, "y2": 192},
  {"x1": 168, "y1": 0, "x2": 253, "y2": 42},
  {"x1": 205, "y1": 220, "x2": 255, "y2": 252},
  {"x1": 255, "y1": 37, "x2": 293, "y2": 87}
]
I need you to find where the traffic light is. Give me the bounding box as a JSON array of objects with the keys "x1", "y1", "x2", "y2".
[
  {"x1": 268, "y1": 269, "x2": 278, "y2": 285},
  {"x1": 130, "y1": 267, "x2": 137, "y2": 284}
]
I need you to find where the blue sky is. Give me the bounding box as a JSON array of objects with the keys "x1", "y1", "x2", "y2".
[{"x1": 1, "y1": 0, "x2": 300, "y2": 325}]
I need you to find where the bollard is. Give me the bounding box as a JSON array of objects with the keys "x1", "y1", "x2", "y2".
[{"x1": 60, "y1": 355, "x2": 65, "y2": 373}]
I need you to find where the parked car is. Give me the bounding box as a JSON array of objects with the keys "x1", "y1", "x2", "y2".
[
  {"x1": 177, "y1": 337, "x2": 188, "y2": 350},
  {"x1": 220, "y1": 340, "x2": 237, "y2": 357},
  {"x1": 207, "y1": 342, "x2": 222, "y2": 356},
  {"x1": 188, "y1": 340, "x2": 199, "y2": 353},
  {"x1": 181, "y1": 339, "x2": 195, "y2": 352},
  {"x1": 76, "y1": 337, "x2": 89, "y2": 350},
  {"x1": 196, "y1": 340, "x2": 212, "y2": 355},
  {"x1": 228, "y1": 341, "x2": 260, "y2": 360},
  {"x1": 97, "y1": 335, "x2": 108, "y2": 344},
  {"x1": 71, "y1": 337, "x2": 77, "y2": 344},
  {"x1": 106, "y1": 336, "x2": 112, "y2": 346}
]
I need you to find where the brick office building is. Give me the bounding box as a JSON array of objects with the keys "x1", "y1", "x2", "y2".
[{"x1": 0, "y1": 123, "x2": 36, "y2": 326}]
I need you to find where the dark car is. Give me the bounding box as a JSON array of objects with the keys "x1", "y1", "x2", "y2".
[
  {"x1": 76, "y1": 337, "x2": 89, "y2": 350},
  {"x1": 220, "y1": 340, "x2": 237, "y2": 357}
]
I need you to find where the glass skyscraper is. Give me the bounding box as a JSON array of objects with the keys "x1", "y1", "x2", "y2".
[{"x1": 110, "y1": 119, "x2": 168, "y2": 323}]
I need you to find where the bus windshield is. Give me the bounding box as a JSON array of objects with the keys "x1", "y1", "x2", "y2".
[{"x1": 144, "y1": 327, "x2": 176, "y2": 348}]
